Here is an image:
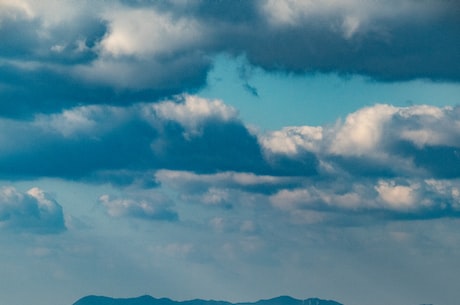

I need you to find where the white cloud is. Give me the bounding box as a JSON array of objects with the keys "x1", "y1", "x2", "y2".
[
  {"x1": 259, "y1": 126, "x2": 323, "y2": 155},
  {"x1": 99, "y1": 193, "x2": 177, "y2": 221},
  {"x1": 258, "y1": 104, "x2": 460, "y2": 168},
  {"x1": 328, "y1": 104, "x2": 397, "y2": 156},
  {"x1": 0, "y1": 186, "x2": 66, "y2": 233},
  {"x1": 99, "y1": 8, "x2": 204, "y2": 58},
  {"x1": 0, "y1": 0, "x2": 34, "y2": 19},
  {"x1": 425, "y1": 179, "x2": 460, "y2": 210},
  {"x1": 268, "y1": 177, "x2": 460, "y2": 222},
  {"x1": 34, "y1": 104, "x2": 129, "y2": 138},
  {"x1": 73, "y1": 55, "x2": 208, "y2": 89},
  {"x1": 28, "y1": 95, "x2": 240, "y2": 141},
  {"x1": 155, "y1": 169, "x2": 294, "y2": 191},
  {"x1": 35, "y1": 107, "x2": 98, "y2": 137},
  {"x1": 397, "y1": 105, "x2": 460, "y2": 148},
  {"x1": 202, "y1": 188, "x2": 230, "y2": 206},
  {"x1": 150, "y1": 95, "x2": 238, "y2": 136},
  {"x1": 270, "y1": 184, "x2": 371, "y2": 212},
  {"x1": 270, "y1": 188, "x2": 315, "y2": 211},
  {"x1": 375, "y1": 180, "x2": 419, "y2": 209},
  {"x1": 18, "y1": 0, "x2": 91, "y2": 27}
]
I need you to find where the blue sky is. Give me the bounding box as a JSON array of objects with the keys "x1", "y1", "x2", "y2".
[
  {"x1": 200, "y1": 54, "x2": 460, "y2": 128},
  {"x1": 0, "y1": 1, "x2": 460, "y2": 305}
]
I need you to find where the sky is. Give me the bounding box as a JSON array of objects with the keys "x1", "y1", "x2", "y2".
[{"x1": 0, "y1": 1, "x2": 460, "y2": 305}]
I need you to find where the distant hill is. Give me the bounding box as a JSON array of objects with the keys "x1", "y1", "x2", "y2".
[{"x1": 73, "y1": 295, "x2": 343, "y2": 305}]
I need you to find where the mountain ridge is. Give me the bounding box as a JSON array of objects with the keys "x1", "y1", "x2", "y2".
[{"x1": 73, "y1": 295, "x2": 343, "y2": 305}]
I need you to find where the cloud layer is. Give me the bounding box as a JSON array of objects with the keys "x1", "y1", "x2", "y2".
[{"x1": 0, "y1": 95, "x2": 459, "y2": 225}]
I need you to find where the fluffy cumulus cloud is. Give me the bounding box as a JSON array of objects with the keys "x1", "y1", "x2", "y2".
[
  {"x1": 168, "y1": 103, "x2": 459, "y2": 219},
  {"x1": 0, "y1": 186, "x2": 66, "y2": 234},
  {"x1": 73, "y1": 5, "x2": 210, "y2": 90},
  {"x1": 0, "y1": 95, "x2": 312, "y2": 181},
  {"x1": 151, "y1": 95, "x2": 238, "y2": 137},
  {"x1": 255, "y1": 103, "x2": 460, "y2": 222},
  {"x1": 0, "y1": 0, "x2": 459, "y2": 117},
  {"x1": 0, "y1": 94, "x2": 459, "y2": 222},
  {"x1": 158, "y1": 102, "x2": 460, "y2": 222},
  {"x1": 98, "y1": 8, "x2": 204, "y2": 58},
  {"x1": 259, "y1": 126, "x2": 323, "y2": 155},
  {"x1": 260, "y1": 104, "x2": 460, "y2": 178}
]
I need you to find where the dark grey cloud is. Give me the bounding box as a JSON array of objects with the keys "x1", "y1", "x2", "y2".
[
  {"x1": 234, "y1": 16, "x2": 460, "y2": 82},
  {"x1": 0, "y1": 186, "x2": 66, "y2": 234},
  {"x1": 182, "y1": 0, "x2": 460, "y2": 81},
  {"x1": 0, "y1": 95, "x2": 318, "y2": 183},
  {"x1": 0, "y1": 1, "x2": 210, "y2": 118},
  {"x1": 391, "y1": 142, "x2": 460, "y2": 179},
  {"x1": 0, "y1": 0, "x2": 459, "y2": 118}
]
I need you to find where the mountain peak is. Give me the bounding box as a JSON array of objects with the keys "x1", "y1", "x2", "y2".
[{"x1": 73, "y1": 295, "x2": 343, "y2": 305}]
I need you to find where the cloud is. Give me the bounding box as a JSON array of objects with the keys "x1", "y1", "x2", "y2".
[
  {"x1": 0, "y1": 0, "x2": 459, "y2": 118},
  {"x1": 269, "y1": 177, "x2": 460, "y2": 223},
  {"x1": 155, "y1": 169, "x2": 301, "y2": 199},
  {"x1": 151, "y1": 95, "x2": 238, "y2": 137},
  {"x1": 0, "y1": 0, "x2": 103, "y2": 63},
  {"x1": 99, "y1": 194, "x2": 178, "y2": 221},
  {"x1": 0, "y1": 95, "x2": 458, "y2": 186},
  {"x1": 260, "y1": 126, "x2": 323, "y2": 155},
  {"x1": 253, "y1": 103, "x2": 460, "y2": 221},
  {"x1": 328, "y1": 104, "x2": 397, "y2": 156},
  {"x1": 0, "y1": 95, "x2": 314, "y2": 181},
  {"x1": 0, "y1": 1, "x2": 209, "y2": 116},
  {"x1": 98, "y1": 8, "x2": 205, "y2": 58},
  {"x1": 0, "y1": 186, "x2": 66, "y2": 234},
  {"x1": 0, "y1": 92, "x2": 459, "y2": 222},
  {"x1": 260, "y1": 0, "x2": 440, "y2": 33},
  {"x1": 258, "y1": 103, "x2": 460, "y2": 179},
  {"x1": 375, "y1": 180, "x2": 419, "y2": 209},
  {"x1": 249, "y1": 0, "x2": 460, "y2": 81}
]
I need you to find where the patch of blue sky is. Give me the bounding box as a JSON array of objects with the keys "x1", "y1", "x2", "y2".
[{"x1": 199, "y1": 55, "x2": 460, "y2": 130}]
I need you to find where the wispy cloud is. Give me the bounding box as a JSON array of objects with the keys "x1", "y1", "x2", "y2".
[{"x1": 99, "y1": 193, "x2": 178, "y2": 221}]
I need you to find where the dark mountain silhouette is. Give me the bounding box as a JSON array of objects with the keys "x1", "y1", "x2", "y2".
[{"x1": 73, "y1": 295, "x2": 343, "y2": 305}]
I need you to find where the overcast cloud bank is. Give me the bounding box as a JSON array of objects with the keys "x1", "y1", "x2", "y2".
[{"x1": 0, "y1": 0, "x2": 459, "y2": 117}]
